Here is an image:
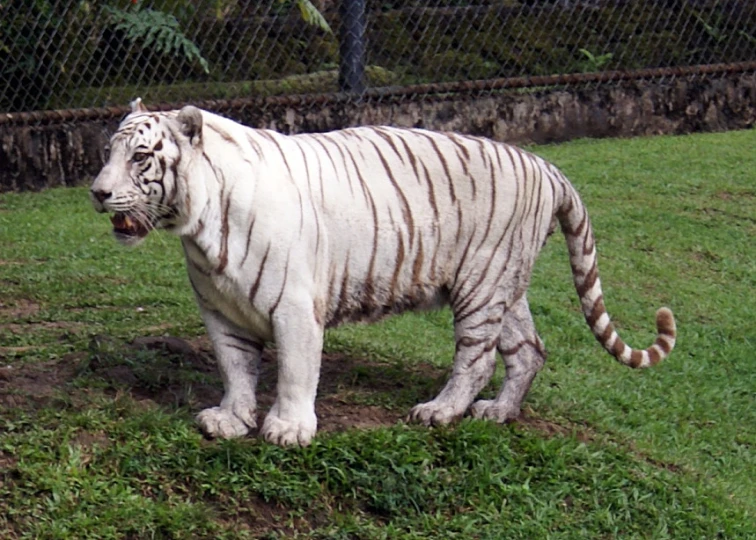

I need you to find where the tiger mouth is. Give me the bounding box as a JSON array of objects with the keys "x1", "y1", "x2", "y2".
[{"x1": 110, "y1": 212, "x2": 151, "y2": 239}]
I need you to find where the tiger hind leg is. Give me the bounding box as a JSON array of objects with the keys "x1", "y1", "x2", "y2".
[
  {"x1": 408, "y1": 307, "x2": 502, "y2": 426},
  {"x1": 470, "y1": 295, "x2": 546, "y2": 422}
]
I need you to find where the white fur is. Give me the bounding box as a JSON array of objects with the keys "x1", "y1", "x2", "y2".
[{"x1": 90, "y1": 105, "x2": 675, "y2": 446}]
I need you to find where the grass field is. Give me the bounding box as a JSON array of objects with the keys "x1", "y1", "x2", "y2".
[{"x1": 1, "y1": 129, "x2": 754, "y2": 538}]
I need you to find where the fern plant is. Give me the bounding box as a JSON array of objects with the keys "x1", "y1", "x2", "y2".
[
  {"x1": 287, "y1": 0, "x2": 333, "y2": 33},
  {"x1": 103, "y1": 6, "x2": 210, "y2": 74}
]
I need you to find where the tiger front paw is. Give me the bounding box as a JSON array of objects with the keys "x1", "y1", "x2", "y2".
[
  {"x1": 196, "y1": 398, "x2": 257, "y2": 439},
  {"x1": 260, "y1": 406, "x2": 317, "y2": 447}
]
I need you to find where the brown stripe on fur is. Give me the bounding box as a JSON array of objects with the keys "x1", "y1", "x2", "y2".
[
  {"x1": 582, "y1": 220, "x2": 595, "y2": 255},
  {"x1": 629, "y1": 349, "x2": 644, "y2": 368},
  {"x1": 453, "y1": 204, "x2": 465, "y2": 248},
  {"x1": 499, "y1": 339, "x2": 546, "y2": 358},
  {"x1": 396, "y1": 132, "x2": 421, "y2": 182},
  {"x1": 576, "y1": 263, "x2": 599, "y2": 299},
  {"x1": 342, "y1": 144, "x2": 375, "y2": 211},
  {"x1": 501, "y1": 146, "x2": 520, "y2": 187},
  {"x1": 656, "y1": 335, "x2": 673, "y2": 354},
  {"x1": 269, "y1": 257, "x2": 289, "y2": 316},
  {"x1": 492, "y1": 142, "x2": 505, "y2": 173},
  {"x1": 239, "y1": 216, "x2": 256, "y2": 268},
  {"x1": 245, "y1": 133, "x2": 264, "y2": 160},
  {"x1": 299, "y1": 137, "x2": 326, "y2": 206},
  {"x1": 560, "y1": 194, "x2": 574, "y2": 220},
  {"x1": 365, "y1": 189, "x2": 380, "y2": 294},
  {"x1": 248, "y1": 243, "x2": 271, "y2": 305},
  {"x1": 206, "y1": 124, "x2": 256, "y2": 169},
  {"x1": 389, "y1": 233, "x2": 406, "y2": 304},
  {"x1": 369, "y1": 140, "x2": 416, "y2": 249},
  {"x1": 207, "y1": 123, "x2": 236, "y2": 145},
  {"x1": 259, "y1": 130, "x2": 295, "y2": 180},
  {"x1": 420, "y1": 160, "x2": 440, "y2": 222},
  {"x1": 418, "y1": 132, "x2": 456, "y2": 204},
  {"x1": 452, "y1": 178, "x2": 520, "y2": 321},
  {"x1": 517, "y1": 150, "x2": 539, "y2": 221},
  {"x1": 216, "y1": 190, "x2": 231, "y2": 273},
  {"x1": 317, "y1": 134, "x2": 356, "y2": 198},
  {"x1": 466, "y1": 315, "x2": 503, "y2": 332},
  {"x1": 586, "y1": 296, "x2": 605, "y2": 329},
  {"x1": 456, "y1": 335, "x2": 491, "y2": 350},
  {"x1": 448, "y1": 135, "x2": 471, "y2": 180},
  {"x1": 373, "y1": 128, "x2": 406, "y2": 165},
  {"x1": 325, "y1": 262, "x2": 338, "y2": 316},
  {"x1": 474, "y1": 158, "x2": 498, "y2": 253},
  {"x1": 600, "y1": 321, "x2": 615, "y2": 344},
  {"x1": 646, "y1": 346, "x2": 662, "y2": 366},
  {"x1": 464, "y1": 340, "x2": 498, "y2": 368},
  {"x1": 656, "y1": 308, "x2": 676, "y2": 337},
  {"x1": 168, "y1": 152, "x2": 180, "y2": 204},
  {"x1": 411, "y1": 235, "x2": 425, "y2": 287},
  {"x1": 312, "y1": 203, "x2": 322, "y2": 258},
  {"x1": 335, "y1": 254, "x2": 352, "y2": 313},
  {"x1": 573, "y1": 211, "x2": 588, "y2": 237},
  {"x1": 429, "y1": 225, "x2": 441, "y2": 282},
  {"x1": 529, "y1": 163, "x2": 545, "y2": 241},
  {"x1": 449, "y1": 133, "x2": 471, "y2": 161},
  {"x1": 611, "y1": 337, "x2": 627, "y2": 358},
  {"x1": 453, "y1": 232, "x2": 516, "y2": 321}
]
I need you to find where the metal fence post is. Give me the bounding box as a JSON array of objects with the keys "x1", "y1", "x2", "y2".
[{"x1": 338, "y1": 0, "x2": 367, "y2": 95}]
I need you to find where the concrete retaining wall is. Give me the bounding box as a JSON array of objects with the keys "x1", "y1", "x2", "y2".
[{"x1": 1, "y1": 72, "x2": 754, "y2": 192}]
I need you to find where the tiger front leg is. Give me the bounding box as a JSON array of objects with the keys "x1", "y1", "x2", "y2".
[
  {"x1": 260, "y1": 298, "x2": 324, "y2": 447},
  {"x1": 196, "y1": 307, "x2": 262, "y2": 439}
]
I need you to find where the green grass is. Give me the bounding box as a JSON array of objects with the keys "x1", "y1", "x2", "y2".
[{"x1": 1, "y1": 129, "x2": 755, "y2": 538}]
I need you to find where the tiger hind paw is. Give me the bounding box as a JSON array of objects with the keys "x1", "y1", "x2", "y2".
[
  {"x1": 469, "y1": 399, "x2": 521, "y2": 423},
  {"x1": 407, "y1": 400, "x2": 464, "y2": 426}
]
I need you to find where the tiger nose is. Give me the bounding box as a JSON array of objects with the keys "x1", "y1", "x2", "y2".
[{"x1": 90, "y1": 189, "x2": 112, "y2": 204}]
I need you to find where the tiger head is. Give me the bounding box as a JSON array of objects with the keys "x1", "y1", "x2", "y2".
[{"x1": 90, "y1": 98, "x2": 204, "y2": 246}]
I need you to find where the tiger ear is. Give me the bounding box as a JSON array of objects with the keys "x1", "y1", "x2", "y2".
[
  {"x1": 177, "y1": 105, "x2": 203, "y2": 147},
  {"x1": 130, "y1": 97, "x2": 147, "y2": 113}
]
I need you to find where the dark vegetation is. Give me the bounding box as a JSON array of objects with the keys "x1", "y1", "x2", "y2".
[{"x1": 1, "y1": 0, "x2": 754, "y2": 112}]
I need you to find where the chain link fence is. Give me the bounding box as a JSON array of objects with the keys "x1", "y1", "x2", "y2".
[{"x1": 1, "y1": 0, "x2": 755, "y2": 118}]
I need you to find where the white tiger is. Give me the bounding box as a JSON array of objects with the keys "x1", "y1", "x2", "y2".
[{"x1": 90, "y1": 99, "x2": 676, "y2": 447}]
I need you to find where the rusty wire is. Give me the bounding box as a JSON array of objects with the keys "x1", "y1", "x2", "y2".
[{"x1": 2, "y1": 60, "x2": 756, "y2": 127}]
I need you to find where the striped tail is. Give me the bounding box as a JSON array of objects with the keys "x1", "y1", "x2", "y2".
[{"x1": 556, "y1": 183, "x2": 676, "y2": 368}]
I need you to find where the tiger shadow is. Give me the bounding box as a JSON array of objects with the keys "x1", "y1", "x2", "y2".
[{"x1": 78, "y1": 334, "x2": 451, "y2": 434}]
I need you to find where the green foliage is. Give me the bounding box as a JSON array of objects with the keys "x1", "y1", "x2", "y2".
[
  {"x1": 577, "y1": 48, "x2": 614, "y2": 73},
  {"x1": 287, "y1": 0, "x2": 333, "y2": 33},
  {"x1": 103, "y1": 6, "x2": 210, "y2": 74}
]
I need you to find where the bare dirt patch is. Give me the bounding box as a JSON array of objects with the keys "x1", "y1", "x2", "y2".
[
  {"x1": 0, "y1": 335, "x2": 445, "y2": 435},
  {"x1": 0, "y1": 352, "x2": 82, "y2": 409},
  {"x1": 0, "y1": 298, "x2": 40, "y2": 320}
]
